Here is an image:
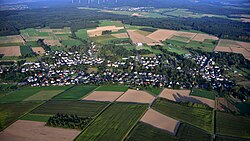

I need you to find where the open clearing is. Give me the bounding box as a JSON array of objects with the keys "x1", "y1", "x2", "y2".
[
  {"x1": 32, "y1": 47, "x2": 45, "y2": 55},
  {"x1": 153, "y1": 98, "x2": 213, "y2": 133},
  {"x1": 83, "y1": 91, "x2": 124, "y2": 102},
  {"x1": 0, "y1": 120, "x2": 81, "y2": 141},
  {"x1": 192, "y1": 33, "x2": 219, "y2": 42},
  {"x1": 159, "y1": 88, "x2": 215, "y2": 108},
  {"x1": 127, "y1": 30, "x2": 161, "y2": 46},
  {"x1": 116, "y1": 89, "x2": 154, "y2": 104},
  {"x1": 76, "y1": 103, "x2": 147, "y2": 141},
  {"x1": 53, "y1": 86, "x2": 97, "y2": 100},
  {"x1": 0, "y1": 102, "x2": 41, "y2": 131},
  {"x1": 0, "y1": 46, "x2": 21, "y2": 56},
  {"x1": 216, "y1": 111, "x2": 250, "y2": 138},
  {"x1": 147, "y1": 29, "x2": 176, "y2": 42},
  {"x1": 87, "y1": 26, "x2": 124, "y2": 37},
  {"x1": 31, "y1": 100, "x2": 108, "y2": 117},
  {"x1": 140, "y1": 109, "x2": 180, "y2": 135},
  {"x1": 111, "y1": 33, "x2": 129, "y2": 38},
  {"x1": 24, "y1": 90, "x2": 64, "y2": 101}
]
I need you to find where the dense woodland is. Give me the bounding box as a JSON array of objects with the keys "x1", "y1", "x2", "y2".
[{"x1": 0, "y1": 7, "x2": 249, "y2": 41}]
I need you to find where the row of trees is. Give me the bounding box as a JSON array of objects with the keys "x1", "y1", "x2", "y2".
[{"x1": 46, "y1": 113, "x2": 92, "y2": 130}]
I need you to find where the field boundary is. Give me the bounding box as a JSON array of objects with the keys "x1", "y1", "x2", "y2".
[{"x1": 79, "y1": 86, "x2": 101, "y2": 100}]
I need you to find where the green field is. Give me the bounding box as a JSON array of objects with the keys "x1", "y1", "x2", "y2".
[
  {"x1": 163, "y1": 40, "x2": 190, "y2": 55},
  {"x1": 26, "y1": 41, "x2": 40, "y2": 47},
  {"x1": 20, "y1": 45, "x2": 33, "y2": 56},
  {"x1": 24, "y1": 90, "x2": 64, "y2": 101},
  {"x1": 95, "y1": 85, "x2": 128, "y2": 92},
  {"x1": 61, "y1": 39, "x2": 82, "y2": 47},
  {"x1": 190, "y1": 89, "x2": 217, "y2": 100},
  {"x1": 170, "y1": 35, "x2": 190, "y2": 43},
  {"x1": 20, "y1": 113, "x2": 51, "y2": 122},
  {"x1": 20, "y1": 28, "x2": 49, "y2": 37},
  {"x1": 144, "y1": 87, "x2": 163, "y2": 96},
  {"x1": 0, "y1": 102, "x2": 41, "y2": 131},
  {"x1": 90, "y1": 35, "x2": 117, "y2": 44},
  {"x1": 0, "y1": 86, "x2": 71, "y2": 103},
  {"x1": 53, "y1": 86, "x2": 97, "y2": 100},
  {"x1": 31, "y1": 101, "x2": 108, "y2": 117},
  {"x1": 99, "y1": 20, "x2": 123, "y2": 27},
  {"x1": 186, "y1": 40, "x2": 216, "y2": 52},
  {"x1": 216, "y1": 111, "x2": 250, "y2": 138},
  {"x1": 152, "y1": 98, "x2": 213, "y2": 133},
  {"x1": 76, "y1": 103, "x2": 147, "y2": 141},
  {"x1": 75, "y1": 29, "x2": 88, "y2": 40},
  {"x1": 127, "y1": 122, "x2": 212, "y2": 141},
  {"x1": 0, "y1": 42, "x2": 23, "y2": 47},
  {"x1": 216, "y1": 135, "x2": 250, "y2": 141}
]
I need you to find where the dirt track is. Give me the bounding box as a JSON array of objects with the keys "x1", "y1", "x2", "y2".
[
  {"x1": 140, "y1": 109, "x2": 180, "y2": 135},
  {"x1": 0, "y1": 120, "x2": 81, "y2": 141}
]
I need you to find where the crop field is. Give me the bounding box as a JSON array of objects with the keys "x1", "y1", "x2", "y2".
[
  {"x1": 111, "y1": 33, "x2": 129, "y2": 38},
  {"x1": 20, "y1": 113, "x2": 51, "y2": 122},
  {"x1": 31, "y1": 100, "x2": 108, "y2": 117},
  {"x1": 76, "y1": 103, "x2": 147, "y2": 141},
  {"x1": 53, "y1": 86, "x2": 97, "y2": 100},
  {"x1": 0, "y1": 42, "x2": 23, "y2": 47},
  {"x1": 136, "y1": 45, "x2": 163, "y2": 54},
  {"x1": 26, "y1": 41, "x2": 40, "y2": 47},
  {"x1": 32, "y1": 47, "x2": 45, "y2": 55},
  {"x1": 134, "y1": 30, "x2": 152, "y2": 36},
  {"x1": 152, "y1": 98, "x2": 213, "y2": 133},
  {"x1": 75, "y1": 29, "x2": 88, "y2": 40},
  {"x1": 216, "y1": 111, "x2": 250, "y2": 138},
  {"x1": 20, "y1": 45, "x2": 33, "y2": 56},
  {"x1": 0, "y1": 102, "x2": 41, "y2": 131},
  {"x1": 61, "y1": 39, "x2": 82, "y2": 47},
  {"x1": 186, "y1": 40, "x2": 216, "y2": 52},
  {"x1": 87, "y1": 26, "x2": 124, "y2": 37},
  {"x1": 127, "y1": 122, "x2": 212, "y2": 141},
  {"x1": 24, "y1": 90, "x2": 64, "y2": 101},
  {"x1": 0, "y1": 120, "x2": 81, "y2": 141},
  {"x1": 144, "y1": 87, "x2": 163, "y2": 96},
  {"x1": 90, "y1": 34, "x2": 118, "y2": 44},
  {"x1": 0, "y1": 35, "x2": 23, "y2": 44},
  {"x1": 0, "y1": 86, "x2": 71, "y2": 103},
  {"x1": 99, "y1": 20, "x2": 123, "y2": 27},
  {"x1": 95, "y1": 85, "x2": 128, "y2": 92},
  {"x1": 44, "y1": 39, "x2": 61, "y2": 46},
  {"x1": 147, "y1": 29, "x2": 176, "y2": 42},
  {"x1": 163, "y1": 40, "x2": 190, "y2": 55},
  {"x1": 192, "y1": 33, "x2": 219, "y2": 42},
  {"x1": 190, "y1": 89, "x2": 216, "y2": 100},
  {"x1": 0, "y1": 46, "x2": 21, "y2": 56},
  {"x1": 116, "y1": 89, "x2": 154, "y2": 104},
  {"x1": 127, "y1": 30, "x2": 160, "y2": 45},
  {"x1": 83, "y1": 91, "x2": 124, "y2": 102},
  {"x1": 216, "y1": 135, "x2": 250, "y2": 141},
  {"x1": 169, "y1": 35, "x2": 191, "y2": 43}
]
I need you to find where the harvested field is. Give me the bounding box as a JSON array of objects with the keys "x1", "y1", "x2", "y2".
[
  {"x1": 24, "y1": 90, "x2": 64, "y2": 101},
  {"x1": 127, "y1": 30, "x2": 160, "y2": 45},
  {"x1": 116, "y1": 89, "x2": 154, "y2": 104},
  {"x1": 0, "y1": 35, "x2": 23, "y2": 44},
  {"x1": 147, "y1": 29, "x2": 176, "y2": 42},
  {"x1": 214, "y1": 46, "x2": 232, "y2": 52},
  {"x1": 217, "y1": 39, "x2": 242, "y2": 48},
  {"x1": 169, "y1": 35, "x2": 191, "y2": 43},
  {"x1": 82, "y1": 91, "x2": 124, "y2": 102},
  {"x1": 44, "y1": 39, "x2": 61, "y2": 46},
  {"x1": 173, "y1": 31, "x2": 197, "y2": 39},
  {"x1": 192, "y1": 33, "x2": 219, "y2": 42},
  {"x1": 215, "y1": 98, "x2": 237, "y2": 112},
  {"x1": 0, "y1": 46, "x2": 21, "y2": 56},
  {"x1": 140, "y1": 109, "x2": 180, "y2": 135},
  {"x1": 87, "y1": 26, "x2": 124, "y2": 37},
  {"x1": 0, "y1": 120, "x2": 81, "y2": 141},
  {"x1": 111, "y1": 33, "x2": 129, "y2": 38},
  {"x1": 95, "y1": 85, "x2": 128, "y2": 92},
  {"x1": 134, "y1": 30, "x2": 152, "y2": 36},
  {"x1": 159, "y1": 88, "x2": 215, "y2": 108},
  {"x1": 32, "y1": 47, "x2": 45, "y2": 55}
]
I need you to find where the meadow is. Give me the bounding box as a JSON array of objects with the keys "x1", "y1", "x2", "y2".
[
  {"x1": 53, "y1": 85, "x2": 97, "y2": 100},
  {"x1": 190, "y1": 89, "x2": 217, "y2": 100},
  {"x1": 75, "y1": 29, "x2": 88, "y2": 40},
  {"x1": 76, "y1": 103, "x2": 147, "y2": 141},
  {"x1": 0, "y1": 102, "x2": 41, "y2": 131},
  {"x1": 31, "y1": 100, "x2": 108, "y2": 117},
  {"x1": 95, "y1": 85, "x2": 128, "y2": 92},
  {"x1": 152, "y1": 98, "x2": 214, "y2": 133}
]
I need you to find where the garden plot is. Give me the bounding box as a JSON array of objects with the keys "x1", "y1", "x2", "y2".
[
  {"x1": 147, "y1": 29, "x2": 177, "y2": 42},
  {"x1": 159, "y1": 89, "x2": 214, "y2": 108},
  {"x1": 0, "y1": 120, "x2": 81, "y2": 141},
  {"x1": 116, "y1": 89, "x2": 154, "y2": 104},
  {"x1": 0, "y1": 46, "x2": 21, "y2": 56},
  {"x1": 140, "y1": 109, "x2": 180, "y2": 135},
  {"x1": 82, "y1": 91, "x2": 124, "y2": 102},
  {"x1": 87, "y1": 26, "x2": 124, "y2": 37}
]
